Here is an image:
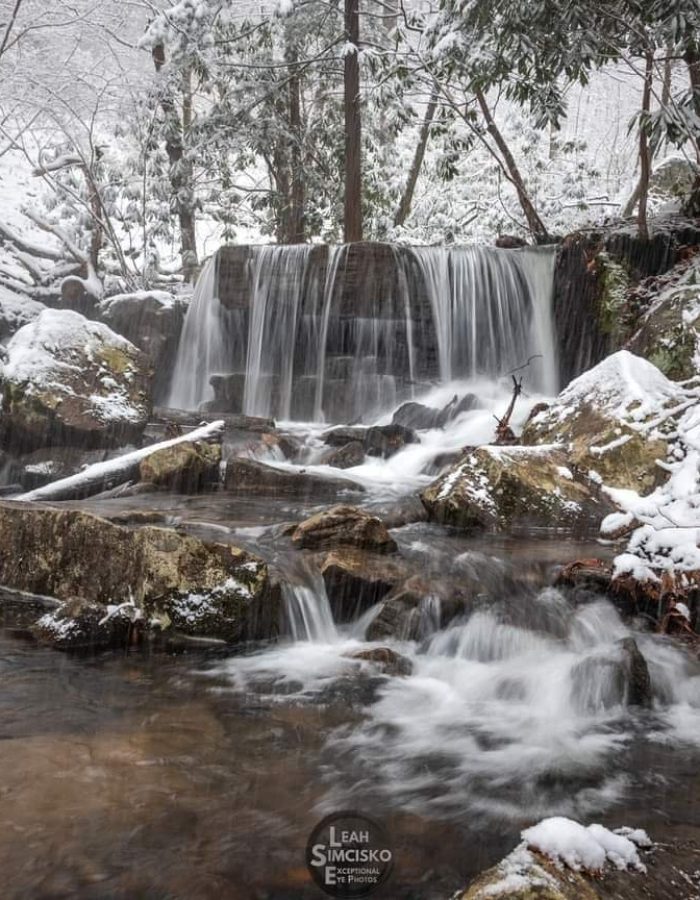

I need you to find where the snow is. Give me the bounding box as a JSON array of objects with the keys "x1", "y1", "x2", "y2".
[
  {"x1": 1, "y1": 308, "x2": 145, "y2": 425},
  {"x1": 98, "y1": 290, "x2": 186, "y2": 315},
  {"x1": 522, "y1": 816, "x2": 648, "y2": 873},
  {"x1": 0, "y1": 287, "x2": 46, "y2": 340}
]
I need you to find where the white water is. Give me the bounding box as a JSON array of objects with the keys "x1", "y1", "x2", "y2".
[
  {"x1": 209, "y1": 577, "x2": 700, "y2": 822},
  {"x1": 168, "y1": 243, "x2": 558, "y2": 420}
]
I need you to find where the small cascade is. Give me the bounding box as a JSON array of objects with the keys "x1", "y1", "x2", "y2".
[
  {"x1": 282, "y1": 570, "x2": 338, "y2": 643},
  {"x1": 168, "y1": 241, "x2": 559, "y2": 421}
]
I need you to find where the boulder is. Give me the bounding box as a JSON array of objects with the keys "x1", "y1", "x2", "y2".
[
  {"x1": 224, "y1": 457, "x2": 364, "y2": 499},
  {"x1": 391, "y1": 401, "x2": 443, "y2": 431},
  {"x1": 321, "y1": 425, "x2": 367, "y2": 447},
  {"x1": 138, "y1": 439, "x2": 221, "y2": 492},
  {"x1": 626, "y1": 257, "x2": 700, "y2": 381},
  {"x1": 618, "y1": 637, "x2": 652, "y2": 707},
  {"x1": 0, "y1": 287, "x2": 45, "y2": 344},
  {"x1": 521, "y1": 351, "x2": 679, "y2": 492},
  {"x1": 59, "y1": 276, "x2": 99, "y2": 315},
  {"x1": 345, "y1": 647, "x2": 413, "y2": 677},
  {"x1": 0, "y1": 309, "x2": 152, "y2": 452},
  {"x1": 366, "y1": 575, "x2": 474, "y2": 641},
  {"x1": 320, "y1": 440, "x2": 365, "y2": 469},
  {"x1": 321, "y1": 548, "x2": 407, "y2": 622},
  {"x1": 97, "y1": 290, "x2": 189, "y2": 401},
  {"x1": 208, "y1": 373, "x2": 246, "y2": 414},
  {"x1": 34, "y1": 597, "x2": 138, "y2": 651},
  {"x1": 364, "y1": 423, "x2": 418, "y2": 458},
  {"x1": 291, "y1": 505, "x2": 397, "y2": 553},
  {"x1": 421, "y1": 445, "x2": 612, "y2": 534},
  {"x1": 0, "y1": 501, "x2": 278, "y2": 644}
]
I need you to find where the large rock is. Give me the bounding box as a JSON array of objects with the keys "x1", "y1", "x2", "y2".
[
  {"x1": 0, "y1": 309, "x2": 152, "y2": 452},
  {"x1": 224, "y1": 457, "x2": 364, "y2": 499},
  {"x1": 422, "y1": 445, "x2": 611, "y2": 534},
  {"x1": 364, "y1": 423, "x2": 418, "y2": 458},
  {"x1": 522, "y1": 351, "x2": 679, "y2": 492},
  {"x1": 98, "y1": 290, "x2": 189, "y2": 402},
  {"x1": 0, "y1": 501, "x2": 278, "y2": 645},
  {"x1": 320, "y1": 440, "x2": 365, "y2": 469},
  {"x1": 626, "y1": 257, "x2": 700, "y2": 381},
  {"x1": 0, "y1": 287, "x2": 45, "y2": 344},
  {"x1": 291, "y1": 505, "x2": 397, "y2": 553},
  {"x1": 139, "y1": 440, "x2": 221, "y2": 492},
  {"x1": 321, "y1": 548, "x2": 407, "y2": 622}
]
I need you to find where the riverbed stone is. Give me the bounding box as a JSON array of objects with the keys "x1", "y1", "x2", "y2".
[
  {"x1": 224, "y1": 457, "x2": 364, "y2": 498},
  {"x1": 345, "y1": 647, "x2": 413, "y2": 676},
  {"x1": 291, "y1": 505, "x2": 397, "y2": 553},
  {"x1": 0, "y1": 309, "x2": 152, "y2": 453},
  {"x1": 421, "y1": 445, "x2": 611, "y2": 534},
  {"x1": 138, "y1": 439, "x2": 221, "y2": 492},
  {"x1": 0, "y1": 501, "x2": 278, "y2": 645},
  {"x1": 321, "y1": 548, "x2": 407, "y2": 621},
  {"x1": 320, "y1": 440, "x2": 365, "y2": 469}
]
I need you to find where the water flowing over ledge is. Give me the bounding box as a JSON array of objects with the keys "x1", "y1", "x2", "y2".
[{"x1": 168, "y1": 242, "x2": 557, "y2": 422}]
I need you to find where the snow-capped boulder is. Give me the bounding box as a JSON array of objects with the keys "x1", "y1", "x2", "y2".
[
  {"x1": 0, "y1": 501, "x2": 279, "y2": 647},
  {"x1": 421, "y1": 445, "x2": 611, "y2": 534},
  {"x1": 627, "y1": 256, "x2": 700, "y2": 380},
  {"x1": 0, "y1": 286, "x2": 45, "y2": 343},
  {"x1": 0, "y1": 308, "x2": 152, "y2": 452},
  {"x1": 97, "y1": 290, "x2": 189, "y2": 400},
  {"x1": 522, "y1": 351, "x2": 681, "y2": 492}
]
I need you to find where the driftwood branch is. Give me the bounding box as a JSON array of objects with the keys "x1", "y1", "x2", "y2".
[{"x1": 18, "y1": 420, "x2": 225, "y2": 502}]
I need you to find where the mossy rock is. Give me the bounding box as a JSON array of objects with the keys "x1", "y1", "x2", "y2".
[
  {"x1": 421, "y1": 446, "x2": 611, "y2": 535},
  {"x1": 139, "y1": 440, "x2": 221, "y2": 492}
]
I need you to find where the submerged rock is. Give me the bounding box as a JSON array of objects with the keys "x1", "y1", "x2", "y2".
[
  {"x1": 0, "y1": 309, "x2": 151, "y2": 452},
  {"x1": 345, "y1": 647, "x2": 413, "y2": 677},
  {"x1": 0, "y1": 501, "x2": 278, "y2": 645},
  {"x1": 138, "y1": 439, "x2": 221, "y2": 492},
  {"x1": 224, "y1": 457, "x2": 363, "y2": 498},
  {"x1": 291, "y1": 505, "x2": 397, "y2": 553},
  {"x1": 521, "y1": 351, "x2": 678, "y2": 492},
  {"x1": 421, "y1": 445, "x2": 611, "y2": 534},
  {"x1": 320, "y1": 440, "x2": 365, "y2": 469}
]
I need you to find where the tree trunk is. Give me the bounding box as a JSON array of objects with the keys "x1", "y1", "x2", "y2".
[
  {"x1": 152, "y1": 44, "x2": 199, "y2": 283},
  {"x1": 682, "y1": 45, "x2": 700, "y2": 214},
  {"x1": 394, "y1": 85, "x2": 438, "y2": 228},
  {"x1": 287, "y1": 48, "x2": 306, "y2": 243},
  {"x1": 637, "y1": 50, "x2": 654, "y2": 241},
  {"x1": 474, "y1": 89, "x2": 549, "y2": 242},
  {"x1": 344, "y1": 0, "x2": 362, "y2": 243}
]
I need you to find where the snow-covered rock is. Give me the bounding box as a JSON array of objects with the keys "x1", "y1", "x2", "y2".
[
  {"x1": 421, "y1": 445, "x2": 612, "y2": 535},
  {"x1": 97, "y1": 290, "x2": 189, "y2": 401},
  {"x1": 522, "y1": 351, "x2": 682, "y2": 491},
  {"x1": 0, "y1": 286, "x2": 45, "y2": 343},
  {"x1": 0, "y1": 308, "x2": 152, "y2": 451}
]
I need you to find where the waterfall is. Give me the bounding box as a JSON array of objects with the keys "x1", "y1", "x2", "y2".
[
  {"x1": 168, "y1": 242, "x2": 558, "y2": 421},
  {"x1": 283, "y1": 571, "x2": 338, "y2": 643}
]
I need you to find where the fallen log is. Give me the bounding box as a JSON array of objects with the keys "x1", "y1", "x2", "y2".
[{"x1": 16, "y1": 420, "x2": 225, "y2": 502}]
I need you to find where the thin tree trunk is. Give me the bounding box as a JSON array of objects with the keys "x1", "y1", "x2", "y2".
[
  {"x1": 394, "y1": 85, "x2": 438, "y2": 228},
  {"x1": 344, "y1": 0, "x2": 362, "y2": 243},
  {"x1": 287, "y1": 50, "x2": 306, "y2": 243},
  {"x1": 152, "y1": 45, "x2": 199, "y2": 282},
  {"x1": 638, "y1": 50, "x2": 654, "y2": 241},
  {"x1": 474, "y1": 88, "x2": 549, "y2": 242}
]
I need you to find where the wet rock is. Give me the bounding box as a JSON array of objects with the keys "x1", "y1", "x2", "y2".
[
  {"x1": 260, "y1": 431, "x2": 302, "y2": 461},
  {"x1": 208, "y1": 373, "x2": 246, "y2": 413},
  {"x1": 618, "y1": 637, "x2": 652, "y2": 707},
  {"x1": 291, "y1": 504, "x2": 397, "y2": 553},
  {"x1": 321, "y1": 549, "x2": 406, "y2": 622},
  {"x1": 368, "y1": 496, "x2": 428, "y2": 528},
  {"x1": 0, "y1": 309, "x2": 152, "y2": 453},
  {"x1": 440, "y1": 392, "x2": 481, "y2": 423},
  {"x1": 15, "y1": 446, "x2": 109, "y2": 491},
  {"x1": 320, "y1": 440, "x2": 365, "y2": 469},
  {"x1": 33, "y1": 597, "x2": 138, "y2": 651},
  {"x1": 521, "y1": 351, "x2": 677, "y2": 492},
  {"x1": 0, "y1": 501, "x2": 279, "y2": 644},
  {"x1": 138, "y1": 440, "x2": 221, "y2": 492},
  {"x1": 346, "y1": 647, "x2": 413, "y2": 677},
  {"x1": 391, "y1": 401, "x2": 443, "y2": 431},
  {"x1": 97, "y1": 290, "x2": 189, "y2": 402},
  {"x1": 364, "y1": 423, "x2": 418, "y2": 458},
  {"x1": 0, "y1": 287, "x2": 45, "y2": 343},
  {"x1": 224, "y1": 457, "x2": 364, "y2": 499},
  {"x1": 321, "y1": 425, "x2": 367, "y2": 447},
  {"x1": 421, "y1": 445, "x2": 612, "y2": 535},
  {"x1": 366, "y1": 575, "x2": 471, "y2": 641}
]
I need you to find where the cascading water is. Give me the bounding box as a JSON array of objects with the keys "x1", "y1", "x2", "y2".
[{"x1": 167, "y1": 242, "x2": 558, "y2": 421}]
